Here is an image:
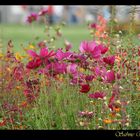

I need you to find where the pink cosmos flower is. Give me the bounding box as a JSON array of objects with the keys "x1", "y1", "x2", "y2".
[
  {"x1": 27, "y1": 13, "x2": 38, "y2": 23},
  {"x1": 26, "y1": 58, "x2": 42, "y2": 69},
  {"x1": 104, "y1": 70, "x2": 115, "y2": 83},
  {"x1": 70, "y1": 73, "x2": 84, "y2": 85},
  {"x1": 55, "y1": 49, "x2": 72, "y2": 61},
  {"x1": 94, "y1": 66, "x2": 101, "y2": 76},
  {"x1": 38, "y1": 68, "x2": 46, "y2": 75},
  {"x1": 80, "y1": 84, "x2": 90, "y2": 93},
  {"x1": 26, "y1": 47, "x2": 55, "y2": 69},
  {"x1": 89, "y1": 23, "x2": 97, "y2": 29},
  {"x1": 67, "y1": 63, "x2": 78, "y2": 74},
  {"x1": 103, "y1": 56, "x2": 115, "y2": 66},
  {"x1": 38, "y1": 8, "x2": 48, "y2": 16},
  {"x1": 94, "y1": 66, "x2": 106, "y2": 77},
  {"x1": 53, "y1": 63, "x2": 67, "y2": 74},
  {"x1": 70, "y1": 78, "x2": 83, "y2": 85},
  {"x1": 79, "y1": 41, "x2": 101, "y2": 59},
  {"x1": 85, "y1": 75, "x2": 94, "y2": 82},
  {"x1": 80, "y1": 41, "x2": 96, "y2": 53},
  {"x1": 94, "y1": 67, "x2": 115, "y2": 83},
  {"x1": 28, "y1": 47, "x2": 55, "y2": 59},
  {"x1": 91, "y1": 46, "x2": 101, "y2": 59},
  {"x1": 98, "y1": 44, "x2": 108, "y2": 54},
  {"x1": 88, "y1": 92, "x2": 106, "y2": 99},
  {"x1": 46, "y1": 62, "x2": 67, "y2": 75}
]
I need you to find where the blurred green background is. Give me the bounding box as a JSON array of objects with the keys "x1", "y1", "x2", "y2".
[{"x1": 0, "y1": 24, "x2": 91, "y2": 53}]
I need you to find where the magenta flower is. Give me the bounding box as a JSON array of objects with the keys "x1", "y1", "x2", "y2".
[
  {"x1": 70, "y1": 73, "x2": 84, "y2": 85},
  {"x1": 103, "y1": 56, "x2": 115, "y2": 66},
  {"x1": 79, "y1": 41, "x2": 96, "y2": 53},
  {"x1": 94, "y1": 66, "x2": 102, "y2": 76},
  {"x1": 27, "y1": 47, "x2": 55, "y2": 59},
  {"x1": 40, "y1": 47, "x2": 55, "y2": 58},
  {"x1": 55, "y1": 49, "x2": 72, "y2": 61},
  {"x1": 70, "y1": 77, "x2": 83, "y2": 85},
  {"x1": 89, "y1": 23, "x2": 97, "y2": 29},
  {"x1": 79, "y1": 41, "x2": 101, "y2": 59},
  {"x1": 104, "y1": 70, "x2": 115, "y2": 83},
  {"x1": 80, "y1": 84, "x2": 90, "y2": 93},
  {"x1": 94, "y1": 67, "x2": 115, "y2": 83},
  {"x1": 85, "y1": 75, "x2": 94, "y2": 82},
  {"x1": 98, "y1": 44, "x2": 108, "y2": 54},
  {"x1": 94, "y1": 66, "x2": 106, "y2": 77},
  {"x1": 46, "y1": 62, "x2": 67, "y2": 75},
  {"x1": 27, "y1": 50, "x2": 38, "y2": 58},
  {"x1": 26, "y1": 57, "x2": 42, "y2": 69},
  {"x1": 27, "y1": 13, "x2": 38, "y2": 23},
  {"x1": 38, "y1": 68, "x2": 46, "y2": 75},
  {"x1": 91, "y1": 46, "x2": 101, "y2": 59},
  {"x1": 53, "y1": 63, "x2": 67, "y2": 74},
  {"x1": 67, "y1": 63, "x2": 78, "y2": 74},
  {"x1": 38, "y1": 8, "x2": 48, "y2": 16},
  {"x1": 88, "y1": 92, "x2": 106, "y2": 99},
  {"x1": 26, "y1": 47, "x2": 55, "y2": 69}
]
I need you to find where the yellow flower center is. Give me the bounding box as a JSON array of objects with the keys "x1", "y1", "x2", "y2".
[{"x1": 15, "y1": 52, "x2": 23, "y2": 61}]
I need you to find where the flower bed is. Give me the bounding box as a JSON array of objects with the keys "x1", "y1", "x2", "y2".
[{"x1": 0, "y1": 9, "x2": 140, "y2": 130}]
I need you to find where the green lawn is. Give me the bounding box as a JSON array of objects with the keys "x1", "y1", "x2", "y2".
[
  {"x1": 1, "y1": 24, "x2": 140, "y2": 54},
  {"x1": 0, "y1": 24, "x2": 91, "y2": 53}
]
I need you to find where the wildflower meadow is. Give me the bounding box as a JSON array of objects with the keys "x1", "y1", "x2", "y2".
[{"x1": 0, "y1": 7, "x2": 140, "y2": 130}]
